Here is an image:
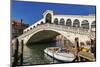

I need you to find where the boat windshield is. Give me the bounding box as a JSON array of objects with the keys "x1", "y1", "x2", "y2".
[{"x1": 59, "y1": 49, "x2": 69, "y2": 53}]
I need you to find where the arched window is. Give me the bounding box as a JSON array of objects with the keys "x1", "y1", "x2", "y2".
[
  {"x1": 91, "y1": 21, "x2": 96, "y2": 31},
  {"x1": 66, "y1": 19, "x2": 72, "y2": 26},
  {"x1": 45, "y1": 13, "x2": 52, "y2": 23},
  {"x1": 73, "y1": 19, "x2": 80, "y2": 27},
  {"x1": 54, "y1": 18, "x2": 58, "y2": 25},
  {"x1": 81, "y1": 20, "x2": 89, "y2": 29},
  {"x1": 60, "y1": 18, "x2": 65, "y2": 25}
]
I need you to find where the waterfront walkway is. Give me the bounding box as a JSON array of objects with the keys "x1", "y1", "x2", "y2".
[{"x1": 69, "y1": 48, "x2": 95, "y2": 61}]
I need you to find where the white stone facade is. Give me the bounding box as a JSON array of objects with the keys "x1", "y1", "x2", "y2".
[{"x1": 24, "y1": 10, "x2": 96, "y2": 33}]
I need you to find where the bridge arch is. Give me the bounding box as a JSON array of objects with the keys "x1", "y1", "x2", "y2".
[
  {"x1": 24, "y1": 27, "x2": 74, "y2": 46},
  {"x1": 73, "y1": 19, "x2": 80, "y2": 27},
  {"x1": 18, "y1": 23, "x2": 94, "y2": 47},
  {"x1": 54, "y1": 18, "x2": 59, "y2": 25},
  {"x1": 91, "y1": 21, "x2": 96, "y2": 28},
  {"x1": 81, "y1": 20, "x2": 89, "y2": 29},
  {"x1": 91, "y1": 21, "x2": 96, "y2": 31},
  {"x1": 45, "y1": 13, "x2": 52, "y2": 23},
  {"x1": 66, "y1": 18, "x2": 72, "y2": 26},
  {"x1": 59, "y1": 18, "x2": 65, "y2": 25}
]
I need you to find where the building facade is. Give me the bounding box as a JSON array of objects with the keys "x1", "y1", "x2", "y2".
[{"x1": 12, "y1": 19, "x2": 29, "y2": 39}]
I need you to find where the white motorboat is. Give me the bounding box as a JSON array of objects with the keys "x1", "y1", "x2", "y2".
[{"x1": 44, "y1": 47, "x2": 75, "y2": 62}]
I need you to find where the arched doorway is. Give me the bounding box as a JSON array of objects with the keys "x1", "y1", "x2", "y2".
[
  {"x1": 81, "y1": 20, "x2": 89, "y2": 29},
  {"x1": 60, "y1": 18, "x2": 65, "y2": 25},
  {"x1": 54, "y1": 18, "x2": 58, "y2": 25},
  {"x1": 73, "y1": 19, "x2": 80, "y2": 27},
  {"x1": 91, "y1": 21, "x2": 96, "y2": 31},
  {"x1": 66, "y1": 19, "x2": 72, "y2": 26},
  {"x1": 45, "y1": 13, "x2": 52, "y2": 23}
]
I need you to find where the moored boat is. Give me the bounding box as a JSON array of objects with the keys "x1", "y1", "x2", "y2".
[{"x1": 44, "y1": 47, "x2": 75, "y2": 62}]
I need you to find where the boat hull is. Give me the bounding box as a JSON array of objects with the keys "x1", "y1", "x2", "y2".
[{"x1": 44, "y1": 48, "x2": 75, "y2": 62}]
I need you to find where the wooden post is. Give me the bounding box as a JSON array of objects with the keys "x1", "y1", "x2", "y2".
[
  {"x1": 93, "y1": 38, "x2": 96, "y2": 59},
  {"x1": 20, "y1": 40, "x2": 24, "y2": 65},
  {"x1": 12, "y1": 38, "x2": 19, "y2": 66},
  {"x1": 90, "y1": 38, "x2": 96, "y2": 59},
  {"x1": 75, "y1": 37, "x2": 80, "y2": 62}
]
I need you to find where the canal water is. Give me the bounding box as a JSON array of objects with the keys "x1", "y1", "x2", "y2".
[{"x1": 23, "y1": 42, "x2": 63, "y2": 65}]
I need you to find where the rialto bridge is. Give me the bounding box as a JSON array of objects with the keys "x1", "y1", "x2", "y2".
[{"x1": 12, "y1": 10, "x2": 96, "y2": 48}]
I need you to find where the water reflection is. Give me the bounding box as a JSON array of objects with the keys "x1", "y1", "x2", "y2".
[{"x1": 23, "y1": 42, "x2": 61, "y2": 65}]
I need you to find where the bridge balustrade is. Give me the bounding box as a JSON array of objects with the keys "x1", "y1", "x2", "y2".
[{"x1": 18, "y1": 23, "x2": 95, "y2": 39}]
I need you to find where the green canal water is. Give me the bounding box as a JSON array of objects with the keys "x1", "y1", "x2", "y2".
[
  {"x1": 23, "y1": 42, "x2": 62, "y2": 65},
  {"x1": 13, "y1": 41, "x2": 89, "y2": 66}
]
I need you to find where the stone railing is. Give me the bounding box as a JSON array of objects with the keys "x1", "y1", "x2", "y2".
[{"x1": 18, "y1": 23, "x2": 95, "y2": 39}]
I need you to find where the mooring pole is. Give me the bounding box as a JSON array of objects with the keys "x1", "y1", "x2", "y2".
[
  {"x1": 20, "y1": 40, "x2": 24, "y2": 65},
  {"x1": 75, "y1": 37, "x2": 80, "y2": 62},
  {"x1": 12, "y1": 38, "x2": 19, "y2": 66},
  {"x1": 90, "y1": 38, "x2": 96, "y2": 59}
]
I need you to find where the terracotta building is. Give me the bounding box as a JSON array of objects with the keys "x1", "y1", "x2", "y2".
[{"x1": 12, "y1": 19, "x2": 29, "y2": 39}]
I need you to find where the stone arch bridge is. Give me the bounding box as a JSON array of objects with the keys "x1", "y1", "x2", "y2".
[
  {"x1": 12, "y1": 10, "x2": 95, "y2": 48},
  {"x1": 12, "y1": 23, "x2": 95, "y2": 47}
]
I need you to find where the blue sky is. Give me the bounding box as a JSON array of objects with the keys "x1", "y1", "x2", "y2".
[{"x1": 11, "y1": 1, "x2": 96, "y2": 25}]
